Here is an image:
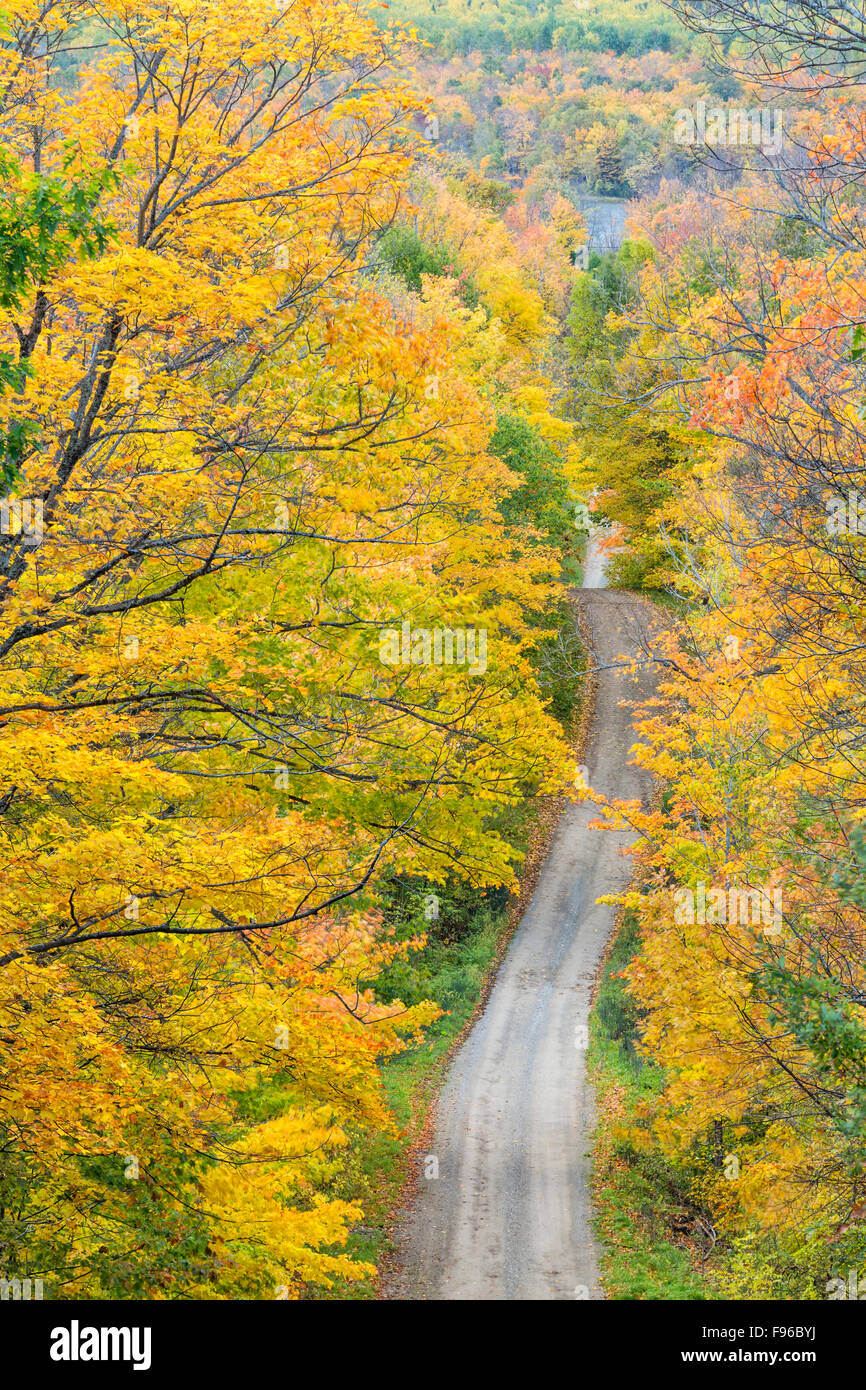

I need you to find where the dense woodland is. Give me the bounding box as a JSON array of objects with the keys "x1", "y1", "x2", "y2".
[{"x1": 1, "y1": 0, "x2": 866, "y2": 1302}]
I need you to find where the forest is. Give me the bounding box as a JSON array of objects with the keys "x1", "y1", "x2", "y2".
[{"x1": 1, "y1": 0, "x2": 866, "y2": 1315}]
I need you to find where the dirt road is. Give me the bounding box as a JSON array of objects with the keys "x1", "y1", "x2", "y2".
[{"x1": 384, "y1": 541, "x2": 659, "y2": 1300}]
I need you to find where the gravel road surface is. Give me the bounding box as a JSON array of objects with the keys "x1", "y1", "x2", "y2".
[{"x1": 384, "y1": 538, "x2": 659, "y2": 1300}]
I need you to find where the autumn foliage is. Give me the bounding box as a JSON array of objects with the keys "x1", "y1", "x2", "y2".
[
  {"x1": 0, "y1": 0, "x2": 575, "y2": 1296},
  {"x1": 576, "y1": 3, "x2": 866, "y2": 1289}
]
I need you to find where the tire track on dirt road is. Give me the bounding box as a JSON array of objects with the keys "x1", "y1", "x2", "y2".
[{"x1": 384, "y1": 542, "x2": 660, "y2": 1300}]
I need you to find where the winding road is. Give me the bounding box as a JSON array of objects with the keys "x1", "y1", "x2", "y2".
[{"x1": 384, "y1": 537, "x2": 660, "y2": 1301}]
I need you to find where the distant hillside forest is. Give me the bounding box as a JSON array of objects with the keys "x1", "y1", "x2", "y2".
[{"x1": 384, "y1": 0, "x2": 748, "y2": 197}]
